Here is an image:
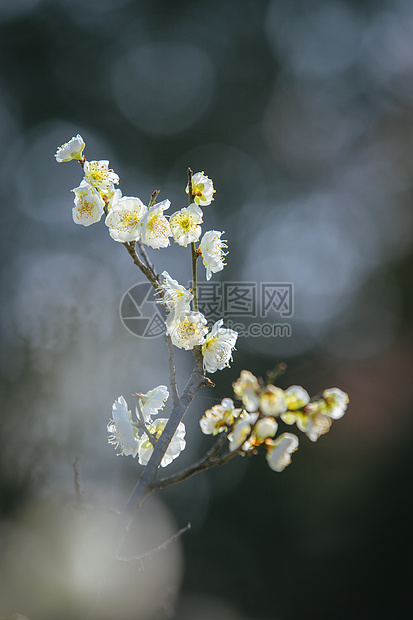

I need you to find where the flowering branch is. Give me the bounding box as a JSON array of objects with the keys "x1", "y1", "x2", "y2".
[
  {"x1": 111, "y1": 347, "x2": 207, "y2": 550},
  {"x1": 55, "y1": 134, "x2": 349, "y2": 560},
  {"x1": 152, "y1": 429, "x2": 234, "y2": 490}
]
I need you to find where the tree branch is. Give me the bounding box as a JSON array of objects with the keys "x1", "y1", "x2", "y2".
[
  {"x1": 111, "y1": 346, "x2": 207, "y2": 551},
  {"x1": 187, "y1": 167, "x2": 194, "y2": 203},
  {"x1": 152, "y1": 428, "x2": 243, "y2": 490},
  {"x1": 122, "y1": 241, "x2": 160, "y2": 289},
  {"x1": 153, "y1": 447, "x2": 240, "y2": 489}
]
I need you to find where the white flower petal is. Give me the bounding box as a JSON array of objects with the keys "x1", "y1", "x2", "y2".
[
  {"x1": 266, "y1": 433, "x2": 299, "y2": 472},
  {"x1": 105, "y1": 196, "x2": 147, "y2": 242},
  {"x1": 202, "y1": 319, "x2": 237, "y2": 373},
  {"x1": 55, "y1": 134, "x2": 85, "y2": 162},
  {"x1": 157, "y1": 271, "x2": 193, "y2": 314},
  {"x1": 71, "y1": 182, "x2": 105, "y2": 226},
  {"x1": 169, "y1": 203, "x2": 203, "y2": 246},
  {"x1": 167, "y1": 309, "x2": 207, "y2": 350},
  {"x1": 138, "y1": 385, "x2": 169, "y2": 419},
  {"x1": 107, "y1": 396, "x2": 139, "y2": 457},
  {"x1": 187, "y1": 171, "x2": 215, "y2": 206},
  {"x1": 84, "y1": 159, "x2": 119, "y2": 192},
  {"x1": 140, "y1": 200, "x2": 172, "y2": 249},
  {"x1": 200, "y1": 230, "x2": 227, "y2": 280}
]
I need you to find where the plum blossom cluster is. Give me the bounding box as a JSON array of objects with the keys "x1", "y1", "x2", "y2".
[
  {"x1": 107, "y1": 386, "x2": 186, "y2": 467},
  {"x1": 199, "y1": 370, "x2": 349, "y2": 472},
  {"x1": 56, "y1": 134, "x2": 350, "y2": 483},
  {"x1": 157, "y1": 271, "x2": 237, "y2": 372},
  {"x1": 55, "y1": 135, "x2": 224, "y2": 258},
  {"x1": 55, "y1": 135, "x2": 235, "y2": 378}
]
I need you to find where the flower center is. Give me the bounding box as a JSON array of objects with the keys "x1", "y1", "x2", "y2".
[
  {"x1": 193, "y1": 182, "x2": 205, "y2": 198},
  {"x1": 77, "y1": 197, "x2": 95, "y2": 217},
  {"x1": 149, "y1": 214, "x2": 169, "y2": 238},
  {"x1": 122, "y1": 212, "x2": 139, "y2": 227}
]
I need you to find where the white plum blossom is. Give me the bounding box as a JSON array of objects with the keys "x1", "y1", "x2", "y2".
[
  {"x1": 55, "y1": 134, "x2": 85, "y2": 162},
  {"x1": 157, "y1": 271, "x2": 193, "y2": 315},
  {"x1": 187, "y1": 171, "x2": 215, "y2": 206},
  {"x1": 253, "y1": 417, "x2": 278, "y2": 442},
  {"x1": 71, "y1": 178, "x2": 94, "y2": 199},
  {"x1": 169, "y1": 203, "x2": 203, "y2": 246},
  {"x1": 107, "y1": 396, "x2": 140, "y2": 457},
  {"x1": 232, "y1": 370, "x2": 261, "y2": 412},
  {"x1": 284, "y1": 385, "x2": 310, "y2": 411},
  {"x1": 138, "y1": 419, "x2": 186, "y2": 467},
  {"x1": 281, "y1": 387, "x2": 348, "y2": 441},
  {"x1": 139, "y1": 199, "x2": 172, "y2": 249},
  {"x1": 133, "y1": 385, "x2": 186, "y2": 467},
  {"x1": 167, "y1": 309, "x2": 208, "y2": 350},
  {"x1": 266, "y1": 433, "x2": 299, "y2": 472},
  {"x1": 323, "y1": 388, "x2": 349, "y2": 419},
  {"x1": 202, "y1": 319, "x2": 238, "y2": 373},
  {"x1": 259, "y1": 385, "x2": 287, "y2": 417},
  {"x1": 100, "y1": 186, "x2": 122, "y2": 208},
  {"x1": 280, "y1": 408, "x2": 308, "y2": 430},
  {"x1": 228, "y1": 412, "x2": 258, "y2": 452},
  {"x1": 84, "y1": 159, "x2": 119, "y2": 192},
  {"x1": 303, "y1": 411, "x2": 333, "y2": 442},
  {"x1": 71, "y1": 180, "x2": 105, "y2": 226},
  {"x1": 137, "y1": 385, "x2": 169, "y2": 420},
  {"x1": 199, "y1": 398, "x2": 242, "y2": 436},
  {"x1": 200, "y1": 230, "x2": 227, "y2": 281},
  {"x1": 105, "y1": 196, "x2": 147, "y2": 242}
]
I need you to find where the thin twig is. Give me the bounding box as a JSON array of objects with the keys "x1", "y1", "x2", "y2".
[
  {"x1": 112, "y1": 347, "x2": 207, "y2": 552},
  {"x1": 122, "y1": 241, "x2": 160, "y2": 289},
  {"x1": 136, "y1": 238, "x2": 154, "y2": 272},
  {"x1": 191, "y1": 242, "x2": 199, "y2": 312},
  {"x1": 72, "y1": 456, "x2": 82, "y2": 508},
  {"x1": 148, "y1": 189, "x2": 160, "y2": 208},
  {"x1": 152, "y1": 429, "x2": 233, "y2": 491},
  {"x1": 116, "y1": 523, "x2": 191, "y2": 563},
  {"x1": 152, "y1": 447, "x2": 239, "y2": 490},
  {"x1": 187, "y1": 167, "x2": 194, "y2": 203},
  {"x1": 134, "y1": 396, "x2": 157, "y2": 447},
  {"x1": 265, "y1": 362, "x2": 287, "y2": 385},
  {"x1": 152, "y1": 418, "x2": 253, "y2": 490}
]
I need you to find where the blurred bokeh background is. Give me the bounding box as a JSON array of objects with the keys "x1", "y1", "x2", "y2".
[{"x1": 1, "y1": 0, "x2": 413, "y2": 618}]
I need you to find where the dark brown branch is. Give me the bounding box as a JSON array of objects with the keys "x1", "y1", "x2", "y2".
[
  {"x1": 187, "y1": 167, "x2": 194, "y2": 204},
  {"x1": 153, "y1": 446, "x2": 239, "y2": 490},
  {"x1": 122, "y1": 241, "x2": 160, "y2": 289}
]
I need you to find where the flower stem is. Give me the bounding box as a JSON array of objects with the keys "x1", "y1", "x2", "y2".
[
  {"x1": 191, "y1": 241, "x2": 198, "y2": 312},
  {"x1": 187, "y1": 168, "x2": 199, "y2": 312}
]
